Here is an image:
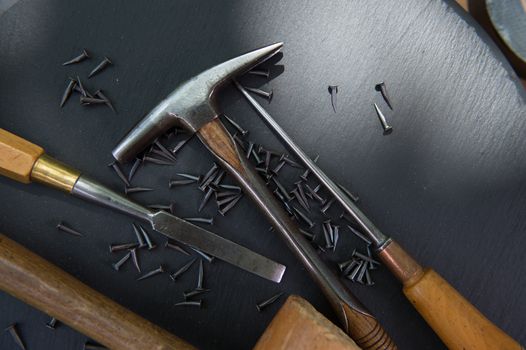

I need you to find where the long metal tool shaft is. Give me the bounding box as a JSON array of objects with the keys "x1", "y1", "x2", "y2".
[{"x1": 235, "y1": 81, "x2": 390, "y2": 248}]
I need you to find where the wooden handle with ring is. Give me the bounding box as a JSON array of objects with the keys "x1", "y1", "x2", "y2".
[{"x1": 378, "y1": 241, "x2": 524, "y2": 350}]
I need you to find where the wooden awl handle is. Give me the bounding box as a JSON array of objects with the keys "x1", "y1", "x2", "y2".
[
  {"x1": 379, "y1": 241, "x2": 523, "y2": 350},
  {"x1": 0, "y1": 234, "x2": 195, "y2": 350},
  {"x1": 0, "y1": 128, "x2": 81, "y2": 191}
]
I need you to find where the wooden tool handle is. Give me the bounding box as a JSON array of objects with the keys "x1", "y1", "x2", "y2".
[
  {"x1": 0, "y1": 128, "x2": 81, "y2": 191},
  {"x1": 0, "y1": 128, "x2": 44, "y2": 183},
  {"x1": 254, "y1": 295, "x2": 362, "y2": 350},
  {"x1": 198, "y1": 119, "x2": 396, "y2": 349},
  {"x1": 378, "y1": 241, "x2": 523, "y2": 350},
  {"x1": 0, "y1": 234, "x2": 195, "y2": 350}
]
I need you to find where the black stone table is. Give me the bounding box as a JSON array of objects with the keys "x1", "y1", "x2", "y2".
[{"x1": 0, "y1": 1, "x2": 525, "y2": 349}]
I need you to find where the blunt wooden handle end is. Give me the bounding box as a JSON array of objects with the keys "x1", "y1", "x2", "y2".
[{"x1": 0, "y1": 129, "x2": 44, "y2": 183}]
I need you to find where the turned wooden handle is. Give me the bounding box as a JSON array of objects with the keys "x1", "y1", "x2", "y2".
[
  {"x1": 0, "y1": 128, "x2": 44, "y2": 183},
  {"x1": 0, "y1": 234, "x2": 195, "y2": 350},
  {"x1": 254, "y1": 295, "x2": 362, "y2": 350},
  {"x1": 198, "y1": 119, "x2": 396, "y2": 349},
  {"x1": 378, "y1": 241, "x2": 523, "y2": 350}
]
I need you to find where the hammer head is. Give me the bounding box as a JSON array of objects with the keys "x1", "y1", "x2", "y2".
[{"x1": 112, "y1": 42, "x2": 283, "y2": 163}]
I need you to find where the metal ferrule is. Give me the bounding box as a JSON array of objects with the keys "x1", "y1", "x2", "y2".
[
  {"x1": 31, "y1": 154, "x2": 81, "y2": 193},
  {"x1": 71, "y1": 176, "x2": 153, "y2": 222}
]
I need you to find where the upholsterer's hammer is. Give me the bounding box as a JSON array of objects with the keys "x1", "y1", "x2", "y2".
[{"x1": 112, "y1": 43, "x2": 396, "y2": 349}]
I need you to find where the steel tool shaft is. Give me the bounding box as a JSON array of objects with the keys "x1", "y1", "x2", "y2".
[
  {"x1": 236, "y1": 83, "x2": 524, "y2": 350},
  {"x1": 0, "y1": 129, "x2": 285, "y2": 283},
  {"x1": 112, "y1": 43, "x2": 396, "y2": 349}
]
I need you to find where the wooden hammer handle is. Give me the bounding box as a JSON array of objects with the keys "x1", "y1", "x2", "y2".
[
  {"x1": 198, "y1": 119, "x2": 396, "y2": 349},
  {"x1": 0, "y1": 234, "x2": 195, "y2": 350},
  {"x1": 379, "y1": 241, "x2": 523, "y2": 350}
]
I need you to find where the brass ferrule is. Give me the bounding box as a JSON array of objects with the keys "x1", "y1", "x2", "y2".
[{"x1": 30, "y1": 154, "x2": 81, "y2": 193}]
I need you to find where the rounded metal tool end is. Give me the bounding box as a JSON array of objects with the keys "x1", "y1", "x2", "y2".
[{"x1": 112, "y1": 109, "x2": 175, "y2": 163}]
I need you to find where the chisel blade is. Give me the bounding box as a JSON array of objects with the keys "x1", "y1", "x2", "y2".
[{"x1": 150, "y1": 211, "x2": 285, "y2": 283}]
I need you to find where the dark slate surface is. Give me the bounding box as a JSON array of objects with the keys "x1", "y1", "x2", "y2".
[{"x1": 0, "y1": 1, "x2": 525, "y2": 349}]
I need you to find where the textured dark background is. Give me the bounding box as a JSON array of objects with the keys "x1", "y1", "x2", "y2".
[{"x1": 1, "y1": 1, "x2": 525, "y2": 349}]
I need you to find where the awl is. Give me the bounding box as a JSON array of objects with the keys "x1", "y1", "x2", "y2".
[
  {"x1": 0, "y1": 128, "x2": 285, "y2": 283},
  {"x1": 236, "y1": 81, "x2": 523, "y2": 350}
]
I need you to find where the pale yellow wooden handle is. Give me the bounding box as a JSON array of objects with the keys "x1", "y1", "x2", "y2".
[
  {"x1": 0, "y1": 128, "x2": 44, "y2": 183},
  {"x1": 404, "y1": 269, "x2": 523, "y2": 350}
]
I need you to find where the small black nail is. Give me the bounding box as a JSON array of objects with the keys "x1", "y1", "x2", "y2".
[
  {"x1": 218, "y1": 193, "x2": 242, "y2": 216},
  {"x1": 125, "y1": 186, "x2": 153, "y2": 194},
  {"x1": 184, "y1": 217, "x2": 214, "y2": 225},
  {"x1": 127, "y1": 158, "x2": 143, "y2": 182},
  {"x1": 130, "y1": 248, "x2": 141, "y2": 273},
  {"x1": 328, "y1": 85, "x2": 338, "y2": 113},
  {"x1": 170, "y1": 258, "x2": 196, "y2": 281},
  {"x1": 171, "y1": 138, "x2": 190, "y2": 154},
  {"x1": 245, "y1": 86, "x2": 273, "y2": 102},
  {"x1": 46, "y1": 317, "x2": 58, "y2": 330},
  {"x1": 300, "y1": 155, "x2": 319, "y2": 180},
  {"x1": 175, "y1": 300, "x2": 202, "y2": 308},
  {"x1": 94, "y1": 90, "x2": 116, "y2": 113},
  {"x1": 292, "y1": 206, "x2": 315, "y2": 228},
  {"x1": 352, "y1": 250, "x2": 380, "y2": 266},
  {"x1": 56, "y1": 222, "x2": 83, "y2": 237},
  {"x1": 169, "y1": 179, "x2": 196, "y2": 187},
  {"x1": 347, "y1": 260, "x2": 364, "y2": 281},
  {"x1": 148, "y1": 203, "x2": 176, "y2": 214},
  {"x1": 165, "y1": 241, "x2": 190, "y2": 255},
  {"x1": 282, "y1": 156, "x2": 302, "y2": 168},
  {"x1": 347, "y1": 225, "x2": 372, "y2": 245},
  {"x1": 189, "y1": 247, "x2": 214, "y2": 263},
  {"x1": 196, "y1": 259, "x2": 204, "y2": 289},
  {"x1": 154, "y1": 139, "x2": 176, "y2": 161},
  {"x1": 256, "y1": 292, "x2": 283, "y2": 312},
  {"x1": 320, "y1": 198, "x2": 336, "y2": 215},
  {"x1": 365, "y1": 268, "x2": 374, "y2": 286},
  {"x1": 132, "y1": 223, "x2": 147, "y2": 248},
  {"x1": 143, "y1": 155, "x2": 175, "y2": 165},
  {"x1": 223, "y1": 114, "x2": 248, "y2": 136},
  {"x1": 88, "y1": 56, "x2": 112, "y2": 78},
  {"x1": 109, "y1": 242, "x2": 139, "y2": 253},
  {"x1": 247, "y1": 68, "x2": 270, "y2": 78},
  {"x1": 246, "y1": 142, "x2": 255, "y2": 159},
  {"x1": 272, "y1": 178, "x2": 293, "y2": 202},
  {"x1": 80, "y1": 96, "x2": 107, "y2": 105},
  {"x1": 373, "y1": 103, "x2": 393, "y2": 135},
  {"x1": 138, "y1": 224, "x2": 155, "y2": 250},
  {"x1": 198, "y1": 187, "x2": 214, "y2": 212},
  {"x1": 62, "y1": 49, "x2": 89, "y2": 66},
  {"x1": 112, "y1": 252, "x2": 131, "y2": 271},
  {"x1": 299, "y1": 228, "x2": 315, "y2": 241},
  {"x1": 337, "y1": 183, "x2": 359, "y2": 202},
  {"x1": 175, "y1": 173, "x2": 200, "y2": 181},
  {"x1": 183, "y1": 288, "x2": 210, "y2": 300},
  {"x1": 150, "y1": 148, "x2": 177, "y2": 163},
  {"x1": 4, "y1": 324, "x2": 26, "y2": 350},
  {"x1": 271, "y1": 160, "x2": 286, "y2": 175},
  {"x1": 375, "y1": 82, "x2": 393, "y2": 110},
  {"x1": 304, "y1": 183, "x2": 326, "y2": 204},
  {"x1": 218, "y1": 184, "x2": 241, "y2": 192},
  {"x1": 108, "y1": 161, "x2": 131, "y2": 186},
  {"x1": 136, "y1": 265, "x2": 164, "y2": 281},
  {"x1": 60, "y1": 79, "x2": 77, "y2": 107},
  {"x1": 76, "y1": 76, "x2": 88, "y2": 97}
]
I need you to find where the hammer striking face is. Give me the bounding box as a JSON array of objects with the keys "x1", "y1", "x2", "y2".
[{"x1": 112, "y1": 42, "x2": 283, "y2": 163}]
